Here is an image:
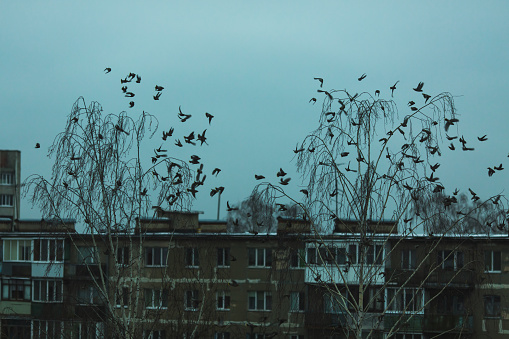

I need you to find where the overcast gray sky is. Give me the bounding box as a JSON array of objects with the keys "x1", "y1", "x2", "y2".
[{"x1": 1, "y1": 1, "x2": 508, "y2": 221}]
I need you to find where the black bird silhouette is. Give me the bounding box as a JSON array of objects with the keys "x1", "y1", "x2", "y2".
[
  {"x1": 453, "y1": 188, "x2": 459, "y2": 195},
  {"x1": 494, "y1": 164, "x2": 504, "y2": 171},
  {"x1": 280, "y1": 177, "x2": 291, "y2": 185},
  {"x1": 314, "y1": 77, "x2": 323, "y2": 87},
  {"x1": 308, "y1": 146, "x2": 315, "y2": 152},
  {"x1": 488, "y1": 167, "x2": 495, "y2": 177},
  {"x1": 422, "y1": 93, "x2": 431, "y2": 103},
  {"x1": 175, "y1": 139, "x2": 183, "y2": 147},
  {"x1": 136, "y1": 75, "x2": 141, "y2": 83},
  {"x1": 413, "y1": 82, "x2": 424, "y2": 92},
  {"x1": 430, "y1": 163, "x2": 440, "y2": 172},
  {"x1": 444, "y1": 118, "x2": 459, "y2": 132},
  {"x1": 178, "y1": 106, "x2": 192, "y2": 122},
  {"x1": 153, "y1": 92, "x2": 161, "y2": 100},
  {"x1": 293, "y1": 145, "x2": 305, "y2": 153},
  {"x1": 317, "y1": 89, "x2": 333, "y2": 100},
  {"x1": 227, "y1": 201, "x2": 238, "y2": 211},
  {"x1": 408, "y1": 101, "x2": 415, "y2": 106},
  {"x1": 255, "y1": 174, "x2": 265, "y2": 180},
  {"x1": 197, "y1": 130, "x2": 207, "y2": 145},
  {"x1": 390, "y1": 81, "x2": 399, "y2": 97},
  {"x1": 341, "y1": 152, "x2": 349, "y2": 157},
  {"x1": 358, "y1": 73, "x2": 367, "y2": 81},
  {"x1": 375, "y1": 90, "x2": 380, "y2": 96},
  {"x1": 125, "y1": 92, "x2": 135, "y2": 97},
  {"x1": 129, "y1": 101, "x2": 134, "y2": 108},
  {"x1": 212, "y1": 168, "x2": 221, "y2": 176},
  {"x1": 121, "y1": 86, "x2": 127, "y2": 93},
  {"x1": 300, "y1": 189, "x2": 309, "y2": 196},
  {"x1": 104, "y1": 68, "x2": 111, "y2": 74},
  {"x1": 277, "y1": 168, "x2": 287, "y2": 177},
  {"x1": 189, "y1": 155, "x2": 200, "y2": 164},
  {"x1": 155, "y1": 85, "x2": 164, "y2": 91},
  {"x1": 115, "y1": 125, "x2": 129, "y2": 135},
  {"x1": 205, "y1": 112, "x2": 214, "y2": 124},
  {"x1": 184, "y1": 132, "x2": 196, "y2": 145},
  {"x1": 449, "y1": 143, "x2": 455, "y2": 151},
  {"x1": 462, "y1": 145, "x2": 474, "y2": 151},
  {"x1": 35, "y1": 143, "x2": 40, "y2": 148},
  {"x1": 309, "y1": 98, "x2": 317, "y2": 104},
  {"x1": 478, "y1": 135, "x2": 488, "y2": 142},
  {"x1": 446, "y1": 134, "x2": 457, "y2": 140}
]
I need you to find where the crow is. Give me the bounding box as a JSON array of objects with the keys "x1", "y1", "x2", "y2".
[
  {"x1": 205, "y1": 112, "x2": 214, "y2": 124},
  {"x1": 104, "y1": 68, "x2": 111, "y2": 74},
  {"x1": 155, "y1": 85, "x2": 164, "y2": 91},
  {"x1": 255, "y1": 174, "x2": 265, "y2": 180},
  {"x1": 413, "y1": 82, "x2": 424, "y2": 92},
  {"x1": 314, "y1": 77, "x2": 323, "y2": 87},
  {"x1": 390, "y1": 81, "x2": 399, "y2": 97},
  {"x1": 358, "y1": 73, "x2": 367, "y2": 81}
]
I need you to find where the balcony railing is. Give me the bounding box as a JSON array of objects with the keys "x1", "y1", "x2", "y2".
[
  {"x1": 305, "y1": 312, "x2": 347, "y2": 328},
  {"x1": 423, "y1": 314, "x2": 473, "y2": 333}
]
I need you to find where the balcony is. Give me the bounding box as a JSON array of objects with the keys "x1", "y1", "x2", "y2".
[
  {"x1": 384, "y1": 314, "x2": 423, "y2": 333},
  {"x1": 305, "y1": 312, "x2": 347, "y2": 328},
  {"x1": 66, "y1": 264, "x2": 107, "y2": 279},
  {"x1": 423, "y1": 314, "x2": 473, "y2": 333},
  {"x1": 425, "y1": 270, "x2": 475, "y2": 288},
  {"x1": 305, "y1": 264, "x2": 385, "y2": 284}
]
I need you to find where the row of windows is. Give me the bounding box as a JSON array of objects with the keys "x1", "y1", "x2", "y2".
[
  {"x1": 0, "y1": 172, "x2": 14, "y2": 185},
  {"x1": 3, "y1": 239, "x2": 65, "y2": 262}
]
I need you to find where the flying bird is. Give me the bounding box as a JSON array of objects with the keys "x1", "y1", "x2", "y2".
[
  {"x1": 375, "y1": 90, "x2": 380, "y2": 96},
  {"x1": 121, "y1": 86, "x2": 127, "y2": 93},
  {"x1": 413, "y1": 82, "x2": 424, "y2": 92},
  {"x1": 104, "y1": 68, "x2": 111, "y2": 74},
  {"x1": 494, "y1": 164, "x2": 504, "y2": 171},
  {"x1": 444, "y1": 118, "x2": 459, "y2": 132},
  {"x1": 175, "y1": 139, "x2": 183, "y2": 147},
  {"x1": 227, "y1": 201, "x2": 238, "y2": 211},
  {"x1": 309, "y1": 98, "x2": 317, "y2": 104},
  {"x1": 205, "y1": 112, "x2": 214, "y2": 124},
  {"x1": 212, "y1": 168, "x2": 221, "y2": 176},
  {"x1": 255, "y1": 174, "x2": 265, "y2": 180},
  {"x1": 129, "y1": 101, "x2": 134, "y2": 108},
  {"x1": 390, "y1": 81, "x2": 399, "y2": 97},
  {"x1": 136, "y1": 75, "x2": 141, "y2": 83},
  {"x1": 488, "y1": 167, "x2": 495, "y2": 177},
  {"x1": 35, "y1": 143, "x2": 40, "y2": 148},
  {"x1": 153, "y1": 92, "x2": 162, "y2": 100},
  {"x1": 155, "y1": 85, "x2": 164, "y2": 91},
  {"x1": 293, "y1": 144, "x2": 304, "y2": 153},
  {"x1": 125, "y1": 92, "x2": 135, "y2": 98},
  {"x1": 277, "y1": 168, "x2": 287, "y2": 177},
  {"x1": 197, "y1": 130, "x2": 208, "y2": 145},
  {"x1": 314, "y1": 77, "x2": 323, "y2": 87},
  {"x1": 280, "y1": 177, "x2": 291, "y2": 185},
  {"x1": 422, "y1": 93, "x2": 431, "y2": 103},
  {"x1": 358, "y1": 73, "x2": 367, "y2": 81},
  {"x1": 478, "y1": 135, "x2": 488, "y2": 142}
]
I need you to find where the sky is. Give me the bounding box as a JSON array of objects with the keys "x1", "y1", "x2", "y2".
[{"x1": 1, "y1": 1, "x2": 508, "y2": 222}]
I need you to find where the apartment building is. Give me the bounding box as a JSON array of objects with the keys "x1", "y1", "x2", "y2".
[{"x1": 0, "y1": 150, "x2": 20, "y2": 221}]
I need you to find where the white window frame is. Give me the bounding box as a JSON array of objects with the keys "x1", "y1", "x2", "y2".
[
  {"x1": 145, "y1": 288, "x2": 168, "y2": 309},
  {"x1": 290, "y1": 291, "x2": 305, "y2": 312},
  {"x1": 185, "y1": 247, "x2": 199, "y2": 268},
  {"x1": 2, "y1": 278, "x2": 31, "y2": 301},
  {"x1": 386, "y1": 287, "x2": 424, "y2": 314},
  {"x1": 248, "y1": 291, "x2": 272, "y2": 311},
  {"x1": 366, "y1": 244, "x2": 384, "y2": 265},
  {"x1": 145, "y1": 247, "x2": 168, "y2": 267},
  {"x1": 216, "y1": 290, "x2": 230, "y2": 310},
  {"x1": 0, "y1": 194, "x2": 13, "y2": 206},
  {"x1": 3, "y1": 239, "x2": 32, "y2": 262},
  {"x1": 143, "y1": 330, "x2": 166, "y2": 339},
  {"x1": 485, "y1": 250, "x2": 501, "y2": 272},
  {"x1": 290, "y1": 248, "x2": 306, "y2": 268},
  {"x1": 437, "y1": 250, "x2": 464, "y2": 271},
  {"x1": 185, "y1": 290, "x2": 200, "y2": 311},
  {"x1": 34, "y1": 239, "x2": 64, "y2": 262},
  {"x1": 217, "y1": 247, "x2": 230, "y2": 267},
  {"x1": 77, "y1": 286, "x2": 101, "y2": 305},
  {"x1": 33, "y1": 279, "x2": 63, "y2": 303},
  {"x1": 32, "y1": 320, "x2": 64, "y2": 339},
  {"x1": 401, "y1": 249, "x2": 416, "y2": 270},
  {"x1": 248, "y1": 248, "x2": 272, "y2": 268},
  {"x1": 0, "y1": 172, "x2": 14, "y2": 185}
]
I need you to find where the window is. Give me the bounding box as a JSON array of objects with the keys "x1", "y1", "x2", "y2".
[
  {"x1": 2, "y1": 279, "x2": 31, "y2": 301},
  {"x1": 77, "y1": 246, "x2": 97, "y2": 264},
  {"x1": 366, "y1": 244, "x2": 384, "y2": 265},
  {"x1": 77, "y1": 286, "x2": 101, "y2": 305},
  {"x1": 70, "y1": 322, "x2": 104, "y2": 339},
  {"x1": 437, "y1": 250, "x2": 463, "y2": 270},
  {"x1": 116, "y1": 247, "x2": 129, "y2": 266},
  {"x1": 32, "y1": 320, "x2": 63, "y2": 339},
  {"x1": 145, "y1": 247, "x2": 168, "y2": 267},
  {"x1": 290, "y1": 249, "x2": 306, "y2": 268},
  {"x1": 143, "y1": 330, "x2": 166, "y2": 339},
  {"x1": 248, "y1": 248, "x2": 272, "y2": 267},
  {"x1": 290, "y1": 292, "x2": 305, "y2": 312},
  {"x1": 217, "y1": 291, "x2": 230, "y2": 310},
  {"x1": 145, "y1": 288, "x2": 168, "y2": 309},
  {"x1": 307, "y1": 247, "x2": 335, "y2": 266},
  {"x1": 401, "y1": 249, "x2": 416, "y2": 270},
  {"x1": 324, "y1": 291, "x2": 347, "y2": 314},
  {"x1": 348, "y1": 244, "x2": 358, "y2": 264},
  {"x1": 307, "y1": 247, "x2": 317, "y2": 265},
  {"x1": 0, "y1": 194, "x2": 13, "y2": 206},
  {"x1": 185, "y1": 290, "x2": 199, "y2": 310},
  {"x1": 437, "y1": 294, "x2": 464, "y2": 314},
  {"x1": 484, "y1": 295, "x2": 501, "y2": 317},
  {"x1": 185, "y1": 247, "x2": 199, "y2": 267},
  {"x1": 3, "y1": 239, "x2": 31, "y2": 261},
  {"x1": 365, "y1": 287, "x2": 384, "y2": 311},
  {"x1": 485, "y1": 250, "x2": 501, "y2": 272},
  {"x1": 217, "y1": 247, "x2": 230, "y2": 267},
  {"x1": 0, "y1": 172, "x2": 14, "y2": 185},
  {"x1": 214, "y1": 333, "x2": 230, "y2": 339},
  {"x1": 248, "y1": 291, "x2": 272, "y2": 311},
  {"x1": 33, "y1": 280, "x2": 63, "y2": 302},
  {"x1": 34, "y1": 239, "x2": 64, "y2": 262},
  {"x1": 116, "y1": 287, "x2": 129, "y2": 308},
  {"x1": 386, "y1": 288, "x2": 424, "y2": 313}
]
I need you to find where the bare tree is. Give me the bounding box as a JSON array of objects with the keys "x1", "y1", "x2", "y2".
[
  {"x1": 24, "y1": 72, "x2": 217, "y2": 338},
  {"x1": 252, "y1": 79, "x2": 507, "y2": 338}
]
